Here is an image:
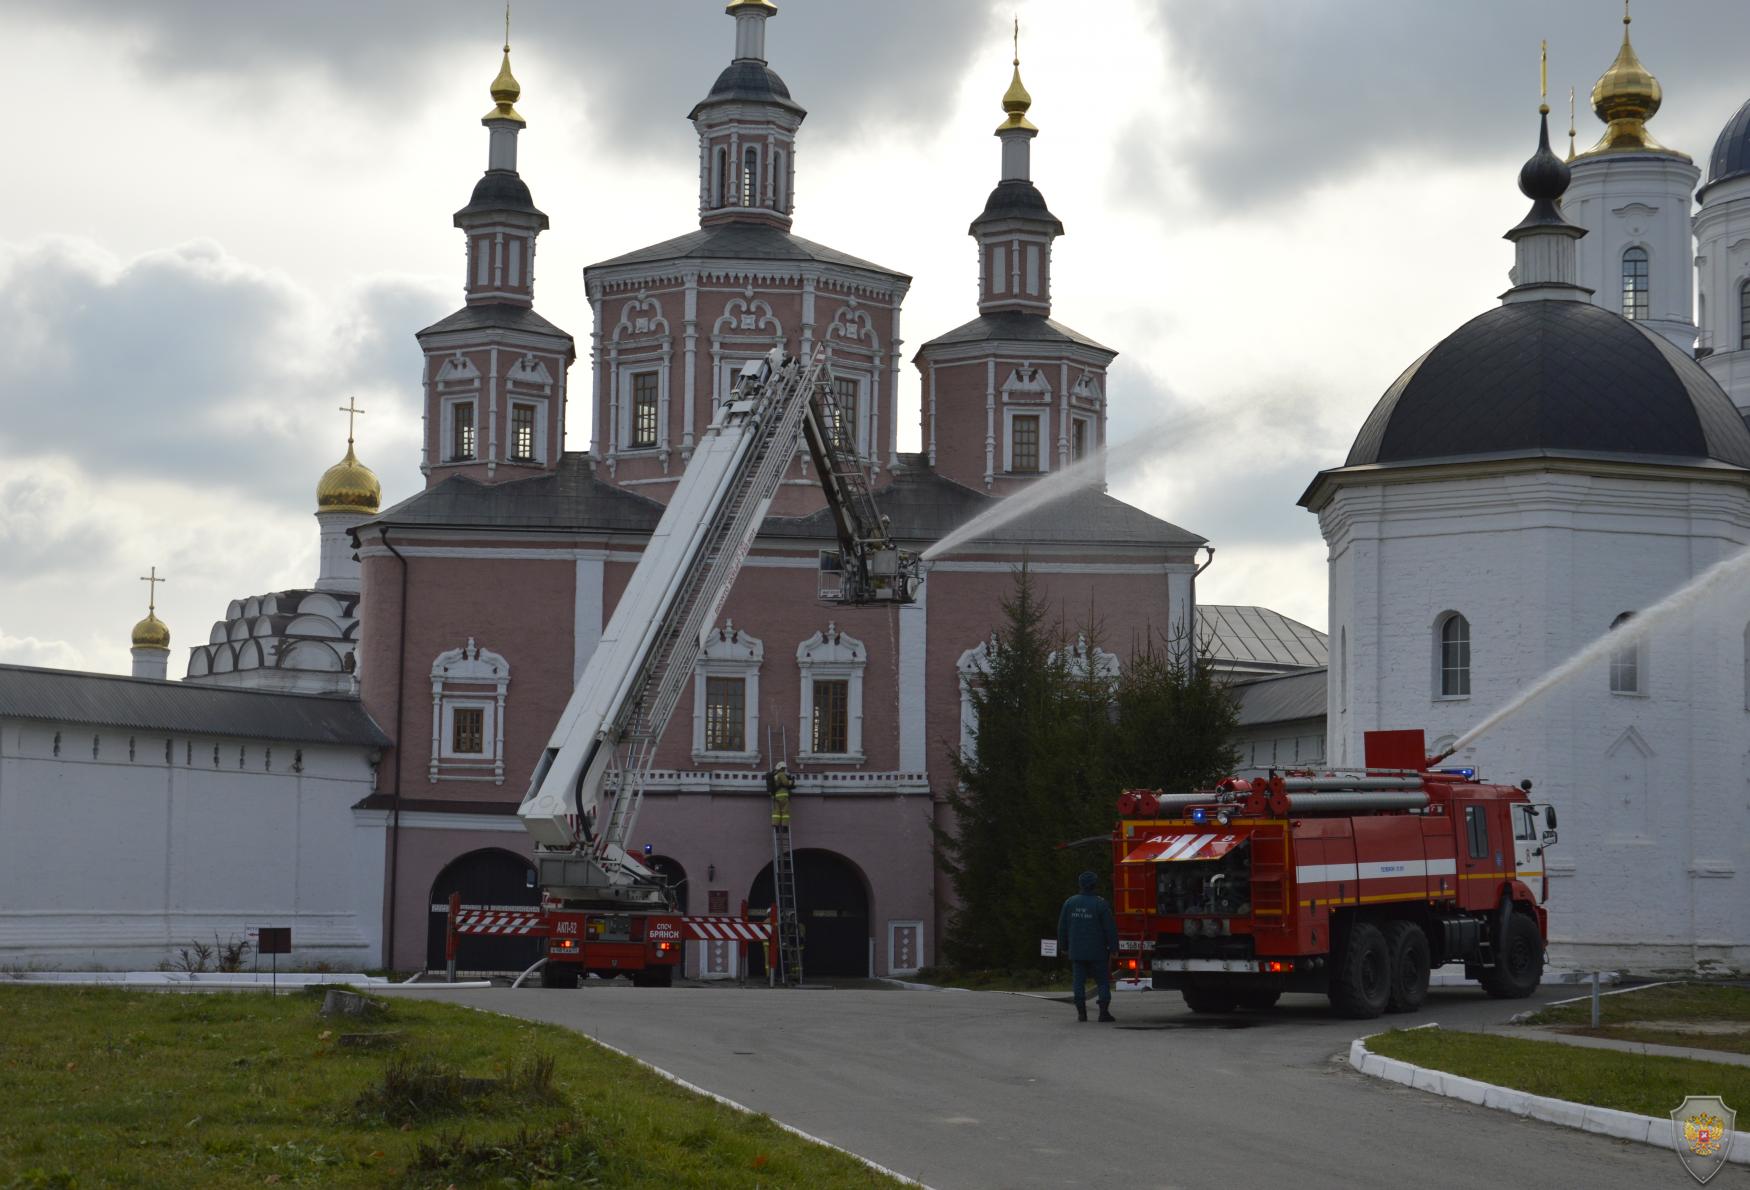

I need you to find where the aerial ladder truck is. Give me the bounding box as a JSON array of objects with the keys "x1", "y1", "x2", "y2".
[{"x1": 449, "y1": 348, "x2": 921, "y2": 987}]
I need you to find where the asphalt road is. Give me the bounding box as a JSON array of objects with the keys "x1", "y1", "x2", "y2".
[{"x1": 406, "y1": 981, "x2": 1737, "y2": 1190}]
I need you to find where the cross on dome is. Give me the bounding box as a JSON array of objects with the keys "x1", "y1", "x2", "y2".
[{"x1": 338, "y1": 396, "x2": 366, "y2": 446}]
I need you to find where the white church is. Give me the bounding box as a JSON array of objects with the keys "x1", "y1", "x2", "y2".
[
  {"x1": 3, "y1": 9, "x2": 1749, "y2": 976},
  {"x1": 1300, "y1": 14, "x2": 1750, "y2": 973}
]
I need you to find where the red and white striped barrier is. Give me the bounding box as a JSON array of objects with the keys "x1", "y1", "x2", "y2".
[
  {"x1": 683, "y1": 917, "x2": 770, "y2": 941},
  {"x1": 455, "y1": 910, "x2": 547, "y2": 936}
]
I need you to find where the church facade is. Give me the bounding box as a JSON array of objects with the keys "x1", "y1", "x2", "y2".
[
  {"x1": 351, "y1": 3, "x2": 1204, "y2": 976},
  {"x1": 1304, "y1": 13, "x2": 1750, "y2": 972}
]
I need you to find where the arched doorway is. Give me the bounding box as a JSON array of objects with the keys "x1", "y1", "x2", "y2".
[
  {"x1": 748, "y1": 849, "x2": 870, "y2": 978},
  {"x1": 426, "y1": 848, "x2": 540, "y2": 972},
  {"x1": 645, "y1": 856, "x2": 689, "y2": 914}
]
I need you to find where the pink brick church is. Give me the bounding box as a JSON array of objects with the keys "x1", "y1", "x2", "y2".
[{"x1": 353, "y1": 3, "x2": 1206, "y2": 975}]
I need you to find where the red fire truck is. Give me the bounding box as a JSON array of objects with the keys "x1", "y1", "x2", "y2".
[{"x1": 1111, "y1": 730, "x2": 1558, "y2": 1018}]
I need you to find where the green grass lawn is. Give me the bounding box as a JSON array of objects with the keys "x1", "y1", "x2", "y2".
[
  {"x1": 1367, "y1": 1028, "x2": 1750, "y2": 1118},
  {"x1": 0, "y1": 985, "x2": 901, "y2": 1189},
  {"x1": 1524, "y1": 981, "x2": 1750, "y2": 1055}
]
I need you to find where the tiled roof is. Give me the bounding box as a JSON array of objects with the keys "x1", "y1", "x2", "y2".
[
  {"x1": 366, "y1": 456, "x2": 664, "y2": 533},
  {"x1": 1345, "y1": 301, "x2": 1750, "y2": 470},
  {"x1": 0, "y1": 664, "x2": 389, "y2": 747},
  {"x1": 917, "y1": 311, "x2": 1113, "y2": 356},
  {"x1": 417, "y1": 302, "x2": 571, "y2": 341},
  {"x1": 1231, "y1": 668, "x2": 1328, "y2": 727},
  {"x1": 1198, "y1": 605, "x2": 1328, "y2": 669},
  {"x1": 588, "y1": 223, "x2": 906, "y2": 280}
]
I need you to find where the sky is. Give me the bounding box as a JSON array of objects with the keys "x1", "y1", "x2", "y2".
[{"x1": 3, "y1": 0, "x2": 1746, "y2": 675}]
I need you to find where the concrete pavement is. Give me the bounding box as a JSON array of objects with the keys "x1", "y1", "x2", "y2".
[{"x1": 407, "y1": 982, "x2": 1731, "y2": 1189}]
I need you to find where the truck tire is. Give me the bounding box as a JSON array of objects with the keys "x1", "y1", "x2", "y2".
[
  {"x1": 1235, "y1": 990, "x2": 1281, "y2": 1011},
  {"x1": 539, "y1": 962, "x2": 579, "y2": 989},
  {"x1": 1383, "y1": 920, "x2": 1431, "y2": 1014},
  {"x1": 1479, "y1": 912, "x2": 1543, "y2": 999},
  {"x1": 1328, "y1": 920, "x2": 1391, "y2": 1019},
  {"x1": 1181, "y1": 984, "x2": 1237, "y2": 1014}
]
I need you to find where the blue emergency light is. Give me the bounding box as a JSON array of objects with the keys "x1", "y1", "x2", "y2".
[
  {"x1": 1437, "y1": 767, "x2": 1477, "y2": 780},
  {"x1": 643, "y1": 843, "x2": 654, "y2": 856},
  {"x1": 1191, "y1": 808, "x2": 1207, "y2": 824}
]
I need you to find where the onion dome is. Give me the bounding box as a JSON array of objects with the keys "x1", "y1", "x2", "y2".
[
  {"x1": 1701, "y1": 96, "x2": 1750, "y2": 198},
  {"x1": 996, "y1": 59, "x2": 1036, "y2": 134},
  {"x1": 316, "y1": 442, "x2": 381, "y2": 515},
  {"x1": 485, "y1": 44, "x2": 524, "y2": 124},
  {"x1": 131, "y1": 610, "x2": 170, "y2": 650},
  {"x1": 1581, "y1": 6, "x2": 1682, "y2": 157},
  {"x1": 1512, "y1": 106, "x2": 1572, "y2": 231},
  {"x1": 1344, "y1": 302, "x2": 1750, "y2": 470}
]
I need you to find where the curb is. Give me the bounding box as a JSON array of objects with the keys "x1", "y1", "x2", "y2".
[{"x1": 1349, "y1": 1029, "x2": 1750, "y2": 1162}]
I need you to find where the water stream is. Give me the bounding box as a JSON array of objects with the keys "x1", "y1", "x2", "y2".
[
  {"x1": 1449, "y1": 543, "x2": 1750, "y2": 754},
  {"x1": 920, "y1": 415, "x2": 1204, "y2": 561}
]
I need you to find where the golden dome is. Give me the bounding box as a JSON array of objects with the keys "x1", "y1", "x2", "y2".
[
  {"x1": 996, "y1": 61, "x2": 1036, "y2": 134},
  {"x1": 131, "y1": 611, "x2": 170, "y2": 651},
  {"x1": 485, "y1": 48, "x2": 525, "y2": 124},
  {"x1": 316, "y1": 442, "x2": 381, "y2": 515},
  {"x1": 1581, "y1": 6, "x2": 1684, "y2": 158}
]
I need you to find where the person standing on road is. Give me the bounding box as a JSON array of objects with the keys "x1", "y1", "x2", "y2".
[
  {"x1": 1057, "y1": 870, "x2": 1118, "y2": 1022},
  {"x1": 766, "y1": 762, "x2": 794, "y2": 826}
]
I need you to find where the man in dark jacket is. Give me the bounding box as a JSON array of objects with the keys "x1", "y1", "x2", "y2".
[{"x1": 1057, "y1": 870, "x2": 1118, "y2": 1022}]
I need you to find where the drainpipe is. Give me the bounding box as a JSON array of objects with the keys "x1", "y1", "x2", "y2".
[{"x1": 381, "y1": 528, "x2": 410, "y2": 971}]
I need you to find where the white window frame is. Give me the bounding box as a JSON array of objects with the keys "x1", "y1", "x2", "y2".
[
  {"x1": 826, "y1": 371, "x2": 870, "y2": 457},
  {"x1": 796, "y1": 625, "x2": 866, "y2": 763},
  {"x1": 443, "y1": 395, "x2": 480, "y2": 463},
  {"x1": 618, "y1": 363, "x2": 666, "y2": 454},
  {"x1": 957, "y1": 639, "x2": 995, "y2": 759},
  {"x1": 1434, "y1": 611, "x2": 1471, "y2": 701},
  {"x1": 429, "y1": 638, "x2": 510, "y2": 783},
  {"x1": 1004, "y1": 407, "x2": 1049, "y2": 475},
  {"x1": 1608, "y1": 612, "x2": 1646, "y2": 696},
  {"x1": 692, "y1": 623, "x2": 762, "y2": 763},
  {"x1": 506, "y1": 398, "x2": 547, "y2": 464}
]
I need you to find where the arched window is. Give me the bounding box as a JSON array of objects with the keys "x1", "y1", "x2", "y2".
[
  {"x1": 1739, "y1": 279, "x2": 1750, "y2": 350},
  {"x1": 1436, "y1": 613, "x2": 1470, "y2": 699},
  {"x1": 713, "y1": 147, "x2": 727, "y2": 208},
  {"x1": 742, "y1": 146, "x2": 760, "y2": 208},
  {"x1": 1608, "y1": 612, "x2": 1641, "y2": 695},
  {"x1": 773, "y1": 149, "x2": 787, "y2": 212},
  {"x1": 1621, "y1": 247, "x2": 1649, "y2": 320},
  {"x1": 1338, "y1": 626, "x2": 1348, "y2": 712}
]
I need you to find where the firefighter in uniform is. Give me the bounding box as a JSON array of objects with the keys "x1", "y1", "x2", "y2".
[{"x1": 766, "y1": 762, "x2": 794, "y2": 826}]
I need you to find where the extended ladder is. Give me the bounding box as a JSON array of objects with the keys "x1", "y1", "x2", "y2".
[{"x1": 771, "y1": 820, "x2": 804, "y2": 987}]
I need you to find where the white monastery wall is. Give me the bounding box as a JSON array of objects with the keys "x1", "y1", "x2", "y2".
[{"x1": 0, "y1": 720, "x2": 384, "y2": 970}]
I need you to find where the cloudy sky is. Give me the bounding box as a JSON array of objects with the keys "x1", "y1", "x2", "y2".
[{"x1": 3, "y1": 0, "x2": 1745, "y2": 674}]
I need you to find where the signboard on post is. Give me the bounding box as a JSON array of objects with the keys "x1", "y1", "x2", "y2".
[
  {"x1": 1040, "y1": 939, "x2": 1058, "y2": 958},
  {"x1": 256, "y1": 927, "x2": 290, "y2": 994}
]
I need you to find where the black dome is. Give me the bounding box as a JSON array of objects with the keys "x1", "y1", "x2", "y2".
[
  {"x1": 1701, "y1": 96, "x2": 1750, "y2": 198},
  {"x1": 454, "y1": 170, "x2": 547, "y2": 227},
  {"x1": 1346, "y1": 301, "x2": 1750, "y2": 469},
  {"x1": 689, "y1": 62, "x2": 806, "y2": 118},
  {"x1": 969, "y1": 180, "x2": 1064, "y2": 234}
]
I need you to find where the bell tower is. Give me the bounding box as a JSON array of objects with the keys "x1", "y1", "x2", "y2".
[
  {"x1": 416, "y1": 22, "x2": 575, "y2": 487},
  {"x1": 693, "y1": 0, "x2": 804, "y2": 231}
]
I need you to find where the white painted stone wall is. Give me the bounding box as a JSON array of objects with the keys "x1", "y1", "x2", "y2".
[
  {"x1": 1233, "y1": 720, "x2": 1326, "y2": 771},
  {"x1": 1564, "y1": 152, "x2": 1700, "y2": 351},
  {"x1": 0, "y1": 720, "x2": 385, "y2": 970},
  {"x1": 1695, "y1": 173, "x2": 1750, "y2": 412},
  {"x1": 1320, "y1": 467, "x2": 1750, "y2": 972}
]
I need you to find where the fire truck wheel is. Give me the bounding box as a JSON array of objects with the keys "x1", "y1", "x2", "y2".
[
  {"x1": 1479, "y1": 911, "x2": 1544, "y2": 999},
  {"x1": 539, "y1": 962, "x2": 579, "y2": 990},
  {"x1": 1181, "y1": 983, "x2": 1238, "y2": 1014},
  {"x1": 1234, "y1": 990, "x2": 1281, "y2": 1011},
  {"x1": 1382, "y1": 920, "x2": 1431, "y2": 1013},
  {"x1": 1329, "y1": 920, "x2": 1391, "y2": 1019}
]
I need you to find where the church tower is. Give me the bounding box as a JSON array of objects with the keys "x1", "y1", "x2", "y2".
[
  {"x1": 417, "y1": 30, "x2": 575, "y2": 487},
  {"x1": 1561, "y1": 5, "x2": 1699, "y2": 351},
  {"x1": 583, "y1": 1, "x2": 908, "y2": 513},
  {"x1": 1694, "y1": 96, "x2": 1750, "y2": 415},
  {"x1": 314, "y1": 400, "x2": 380, "y2": 593},
  {"x1": 913, "y1": 41, "x2": 1114, "y2": 495},
  {"x1": 130, "y1": 568, "x2": 170, "y2": 681}
]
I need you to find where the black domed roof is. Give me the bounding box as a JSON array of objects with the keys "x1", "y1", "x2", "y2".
[
  {"x1": 969, "y1": 180, "x2": 1063, "y2": 235},
  {"x1": 1701, "y1": 96, "x2": 1750, "y2": 198},
  {"x1": 1346, "y1": 301, "x2": 1750, "y2": 469},
  {"x1": 688, "y1": 62, "x2": 806, "y2": 119},
  {"x1": 454, "y1": 170, "x2": 548, "y2": 227}
]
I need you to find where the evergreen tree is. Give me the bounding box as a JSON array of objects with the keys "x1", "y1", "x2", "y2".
[{"x1": 935, "y1": 568, "x2": 1241, "y2": 972}]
